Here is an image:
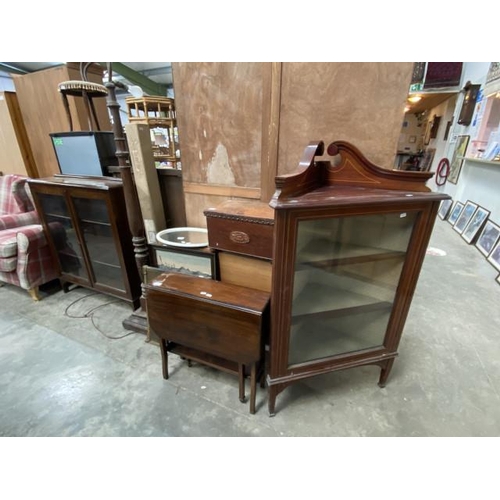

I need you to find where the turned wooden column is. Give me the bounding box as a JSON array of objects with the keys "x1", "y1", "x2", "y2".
[{"x1": 104, "y1": 73, "x2": 149, "y2": 274}]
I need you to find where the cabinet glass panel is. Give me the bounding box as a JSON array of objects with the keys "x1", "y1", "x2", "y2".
[
  {"x1": 288, "y1": 211, "x2": 418, "y2": 365},
  {"x1": 73, "y1": 197, "x2": 125, "y2": 291},
  {"x1": 37, "y1": 193, "x2": 88, "y2": 279}
]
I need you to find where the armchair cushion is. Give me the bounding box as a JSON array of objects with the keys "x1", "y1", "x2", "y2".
[
  {"x1": 0, "y1": 211, "x2": 39, "y2": 231},
  {"x1": 0, "y1": 256, "x2": 17, "y2": 272},
  {"x1": 0, "y1": 174, "x2": 33, "y2": 215},
  {"x1": 0, "y1": 228, "x2": 19, "y2": 258}
]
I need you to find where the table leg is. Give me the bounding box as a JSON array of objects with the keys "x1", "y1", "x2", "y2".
[
  {"x1": 160, "y1": 339, "x2": 169, "y2": 380},
  {"x1": 238, "y1": 364, "x2": 245, "y2": 403},
  {"x1": 250, "y1": 363, "x2": 257, "y2": 414}
]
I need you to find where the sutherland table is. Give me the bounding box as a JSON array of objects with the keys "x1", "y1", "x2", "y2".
[{"x1": 144, "y1": 273, "x2": 270, "y2": 414}]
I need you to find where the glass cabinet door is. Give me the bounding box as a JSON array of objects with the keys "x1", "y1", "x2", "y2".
[
  {"x1": 288, "y1": 211, "x2": 418, "y2": 365},
  {"x1": 37, "y1": 193, "x2": 90, "y2": 282},
  {"x1": 72, "y1": 197, "x2": 126, "y2": 292}
]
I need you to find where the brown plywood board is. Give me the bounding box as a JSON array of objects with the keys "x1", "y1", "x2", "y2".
[
  {"x1": 277, "y1": 62, "x2": 414, "y2": 175},
  {"x1": 172, "y1": 62, "x2": 266, "y2": 189},
  {"x1": 184, "y1": 193, "x2": 237, "y2": 228},
  {"x1": 13, "y1": 64, "x2": 110, "y2": 179},
  {"x1": 0, "y1": 92, "x2": 29, "y2": 175}
]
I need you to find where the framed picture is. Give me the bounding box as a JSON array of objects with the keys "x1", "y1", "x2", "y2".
[
  {"x1": 487, "y1": 239, "x2": 500, "y2": 272},
  {"x1": 150, "y1": 244, "x2": 217, "y2": 280},
  {"x1": 448, "y1": 201, "x2": 465, "y2": 225},
  {"x1": 438, "y1": 199, "x2": 453, "y2": 220},
  {"x1": 419, "y1": 148, "x2": 436, "y2": 172},
  {"x1": 448, "y1": 135, "x2": 470, "y2": 184},
  {"x1": 462, "y1": 206, "x2": 490, "y2": 244},
  {"x1": 453, "y1": 200, "x2": 478, "y2": 234},
  {"x1": 476, "y1": 220, "x2": 500, "y2": 257},
  {"x1": 409, "y1": 135, "x2": 417, "y2": 144}
]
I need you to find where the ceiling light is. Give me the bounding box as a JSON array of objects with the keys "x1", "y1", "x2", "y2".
[{"x1": 408, "y1": 95, "x2": 422, "y2": 103}]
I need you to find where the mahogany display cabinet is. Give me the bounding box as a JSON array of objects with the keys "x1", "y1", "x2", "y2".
[
  {"x1": 267, "y1": 141, "x2": 449, "y2": 415},
  {"x1": 28, "y1": 175, "x2": 141, "y2": 309}
]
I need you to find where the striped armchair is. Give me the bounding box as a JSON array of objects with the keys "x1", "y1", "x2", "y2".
[{"x1": 0, "y1": 174, "x2": 59, "y2": 300}]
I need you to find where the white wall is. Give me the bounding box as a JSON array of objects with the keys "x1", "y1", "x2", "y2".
[
  {"x1": 428, "y1": 62, "x2": 500, "y2": 220},
  {"x1": 0, "y1": 75, "x2": 15, "y2": 92}
]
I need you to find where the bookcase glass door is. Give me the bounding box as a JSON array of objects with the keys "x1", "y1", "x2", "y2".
[
  {"x1": 72, "y1": 197, "x2": 126, "y2": 291},
  {"x1": 288, "y1": 211, "x2": 418, "y2": 366},
  {"x1": 37, "y1": 193, "x2": 89, "y2": 282}
]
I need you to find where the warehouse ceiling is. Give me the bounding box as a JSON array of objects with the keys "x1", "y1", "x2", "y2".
[{"x1": 0, "y1": 62, "x2": 173, "y2": 94}]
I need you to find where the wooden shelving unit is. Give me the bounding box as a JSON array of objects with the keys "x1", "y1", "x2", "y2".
[{"x1": 125, "y1": 96, "x2": 181, "y2": 169}]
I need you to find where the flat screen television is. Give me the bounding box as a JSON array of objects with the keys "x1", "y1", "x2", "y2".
[{"x1": 50, "y1": 131, "x2": 117, "y2": 176}]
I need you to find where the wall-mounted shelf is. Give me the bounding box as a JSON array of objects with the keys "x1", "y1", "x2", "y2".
[{"x1": 458, "y1": 156, "x2": 500, "y2": 166}]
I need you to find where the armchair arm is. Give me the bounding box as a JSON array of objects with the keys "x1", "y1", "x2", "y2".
[
  {"x1": 16, "y1": 224, "x2": 49, "y2": 253},
  {"x1": 0, "y1": 211, "x2": 40, "y2": 231}
]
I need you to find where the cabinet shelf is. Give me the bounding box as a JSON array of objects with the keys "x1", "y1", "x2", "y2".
[
  {"x1": 90, "y1": 259, "x2": 120, "y2": 269},
  {"x1": 80, "y1": 218, "x2": 111, "y2": 227},
  {"x1": 46, "y1": 212, "x2": 71, "y2": 220},
  {"x1": 299, "y1": 239, "x2": 406, "y2": 270},
  {"x1": 292, "y1": 282, "x2": 392, "y2": 319}
]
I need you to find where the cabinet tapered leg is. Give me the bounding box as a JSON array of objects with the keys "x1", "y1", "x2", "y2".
[
  {"x1": 238, "y1": 364, "x2": 246, "y2": 403},
  {"x1": 378, "y1": 358, "x2": 395, "y2": 388},
  {"x1": 268, "y1": 385, "x2": 278, "y2": 417},
  {"x1": 160, "y1": 339, "x2": 169, "y2": 380}
]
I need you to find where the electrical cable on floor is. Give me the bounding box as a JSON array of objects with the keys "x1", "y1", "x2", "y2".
[{"x1": 64, "y1": 291, "x2": 137, "y2": 340}]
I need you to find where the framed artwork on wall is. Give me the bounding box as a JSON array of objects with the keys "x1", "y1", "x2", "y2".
[
  {"x1": 438, "y1": 199, "x2": 453, "y2": 220},
  {"x1": 448, "y1": 135, "x2": 470, "y2": 184},
  {"x1": 419, "y1": 148, "x2": 436, "y2": 172},
  {"x1": 448, "y1": 201, "x2": 465, "y2": 225},
  {"x1": 453, "y1": 200, "x2": 478, "y2": 234},
  {"x1": 462, "y1": 206, "x2": 490, "y2": 243},
  {"x1": 476, "y1": 221, "x2": 500, "y2": 257},
  {"x1": 487, "y1": 239, "x2": 500, "y2": 272}
]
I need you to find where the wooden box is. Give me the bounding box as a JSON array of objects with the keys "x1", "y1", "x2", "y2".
[{"x1": 204, "y1": 200, "x2": 274, "y2": 260}]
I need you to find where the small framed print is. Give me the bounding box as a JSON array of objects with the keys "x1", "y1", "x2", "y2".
[
  {"x1": 453, "y1": 200, "x2": 478, "y2": 234},
  {"x1": 150, "y1": 244, "x2": 217, "y2": 280},
  {"x1": 438, "y1": 199, "x2": 453, "y2": 220},
  {"x1": 409, "y1": 135, "x2": 417, "y2": 144},
  {"x1": 447, "y1": 201, "x2": 464, "y2": 226},
  {"x1": 487, "y1": 239, "x2": 500, "y2": 272},
  {"x1": 476, "y1": 221, "x2": 500, "y2": 257},
  {"x1": 462, "y1": 206, "x2": 490, "y2": 244}
]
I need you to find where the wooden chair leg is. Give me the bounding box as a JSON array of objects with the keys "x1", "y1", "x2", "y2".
[
  {"x1": 61, "y1": 93, "x2": 73, "y2": 131},
  {"x1": 82, "y1": 91, "x2": 94, "y2": 131},
  {"x1": 238, "y1": 364, "x2": 245, "y2": 403},
  {"x1": 28, "y1": 287, "x2": 40, "y2": 301},
  {"x1": 88, "y1": 97, "x2": 101, "y2": 131}
]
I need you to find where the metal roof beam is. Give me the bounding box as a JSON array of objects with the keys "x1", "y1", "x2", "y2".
[{"x1": 99, "y1": 62, "x2": 168, "y2": 96}]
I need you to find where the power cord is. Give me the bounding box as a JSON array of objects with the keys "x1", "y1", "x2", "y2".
[{"x1": 64, "y1": 292, "x2": 137, "y2": 340}]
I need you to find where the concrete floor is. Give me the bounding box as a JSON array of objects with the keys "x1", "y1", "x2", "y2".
[{"x1": 1, "y1": 219, "x2": 499, "y2": 436}]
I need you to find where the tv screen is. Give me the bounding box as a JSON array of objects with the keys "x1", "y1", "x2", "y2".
[{"x1": 50, "y1": 132, "x2": 117, "y2": 176}]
